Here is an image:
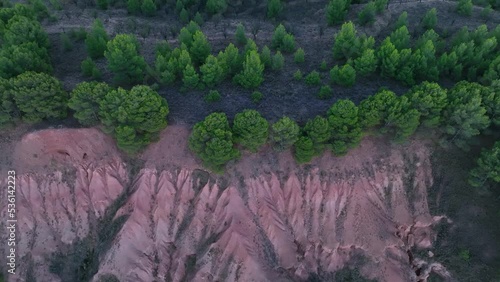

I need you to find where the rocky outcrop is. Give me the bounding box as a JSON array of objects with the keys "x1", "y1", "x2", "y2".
[{"x1": 0, "y1": 127, "x2": 451, "y2": 282}]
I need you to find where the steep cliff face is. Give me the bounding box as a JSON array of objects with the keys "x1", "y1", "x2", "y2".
[{"x1": 0, "y1": 127, "x2": 450, "y2": 282}]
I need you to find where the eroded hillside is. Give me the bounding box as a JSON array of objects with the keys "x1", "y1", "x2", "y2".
[{"x1": 0, "y1": 127, "x2": 451, "y2": 282}]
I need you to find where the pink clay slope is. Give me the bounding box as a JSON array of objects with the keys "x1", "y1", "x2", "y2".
[{"x1": 0, "y1": 126, "x2": 451, "y2": 282}]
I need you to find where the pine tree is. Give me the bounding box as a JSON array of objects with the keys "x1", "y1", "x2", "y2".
[
  {"x1": 374, "y1": 0, "x2": 387, "y2": 13},
  {"x1": 358, "y1": 89, "x2": 398, "y2": 129},
  {"x1": 206, "y1": 0, "x2": 227, "y2": 15},
  {"x1": 442, "y1": 81, "x2": 490, "y2": 150},
  {"x1": 457, "y1": 0, "x2": 473, "y2": 16},
  {"x1": 179, "y1": 8, "x2": 189, "y2": 23},
  {"x1": 189, "y1": 30, "x2": 211, "y2": 65},
  {"x1": 267, "y1": 0, "x2": 283, "y2": 19},
  {"x1": 406, "y1": 81, "x2": 448, "y2": 128},
  {"x1": 294, "y1": 48, "x2": 305, "y2": 63},
  {"x1": 235, "y1": 23, "x2": 247, "y2": 46},
  {"x1": 155, "y1": 55, "x2": 177, "y2": 85},
  {"x1": 271, "y1": 24, "x2": 294, "y2": 52},
  {"x1": 332, "y1": 22, "x2": 358, "y2": 60},
  {"x1": 271, "y1": 116, "x2": 300, "y2": 151},
  {"x1": 232, "y1": 109, "x2": 269, "y2": 152},
  {"x1": 390, "y1": 25, "x2": 410, "y2": 50},
  {"x1": 422, "y1": 8, "x2": 437, "y2": 30},
  {"x1": 200, "y1": 55, "x2": 223, "y2": 87},
  {"x1": 326, "y1": 0, "x2": 350, "y2": 26},
  {"x1": 479, "y1": 80, "x2": 500, "y2": 126},
  {"x1": 354, "y1": 48, "x2": 377, "y2": 75},
  {"x1": 244, "y1": 38, "x2": 258, "y2": 56},
  {"x1": 327, "y1": 99, "x2": 363, "y2": 154},
  {"x1": 304, "y1": 115, "x2": 331, "y2": 152},
  {"x1": 358, "y1": 2, "x2": 376, "y2": 26},
  {"x1": 294, "y1": 136, "x2": 316, "y2": 163},
  {"x1": 104, "y1": 34, "x2": 146, "y2": 84},
  {"x1": 10, "y1": 72, "x2": 68, "y2": 123},
  {"x1": 182, "y1": 64, "x2": 199, "y2": 89},
  {"x1": 394, "y1": 48, "x2": 415, "y2": 86},
  {"x1": 218, "y1": 43, "x2": 241, "y2": 77},
  {"x1": 468, "y1": 141, "x2": 500, "y2": 188},
  {"x1": 189, "y1": 113, "x2": 239, "y2": 172},
  {"x1": 193, "y1": 12, "x2": 204, "y2": 25},
  {"x1": 377, "y1": 38, "x2": 399, "y2": 78},
  {"x1": 85, "y1": 19, "x2": 109, "y2": 59},
  {"x1": 383, "y1": 96, "x2": 421, "y2": 142},
  {"x1": 141, "y1": 0, "x2": 156, "y2": 16},
  {"x1": 393, "y1": 11, "x2": 408, "y2": 30},
  {"x1": 68, "y1": 81, "x2": 110, "y2": 126},
  {"x1": 177, "y1": 49, "x2": 193, "y2": 74},
  {"x1": 330, "y1": 64, "x2": 356, "y2": 86},
  {"x1": 234, "y1": 50, "x2": 264, "y2": 89},
  {"x1": 260, "y1": 45, "x2": 272, "y2": 69},
  {"x1": 272, "y1": 51, "x2": 285, "y2": 71}
]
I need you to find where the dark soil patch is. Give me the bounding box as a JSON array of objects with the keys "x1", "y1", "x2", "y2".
[
  {"x1": 428, "y1": 143, "x2": 500, "y2": 281},
  {"x1": 41, "y1": 0, "x2": 500, "y2": 126}
]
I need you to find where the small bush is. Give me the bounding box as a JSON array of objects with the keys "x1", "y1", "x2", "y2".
[
  {"x1": 317, "y1": 85, "x2": 333, "y2": 99},
  {"x1": 294, "y1": 48, "x2": 305, "y2": 63},
  {"x1": 127, "y1": 0, "x2": 140, "y2": 14},
  {"x1": 97, "y1": 0, "x2": 108, "y2": 9},
  {"x1": 205, "y1": 90, "x2": 221, "y2": 102},
  {"x1": 251, "y1": 91, "x2": 263, "y2": 103},
  {"x1": 81, "y1": 57, "x2": 97, "y2": 77},
  {"x1": 61, "y1": 33, "x2": 73, "y2": 51},
  {"x1": 320, "y1": 60, "x2": 328, "y2": 71},
  {"x1": 293, "y1": 69, "x2": 303, "y2": 81},
  {"x1": 69, "y1": 27, "x2": 87, "y2": 42},
  {"x1": 305, "y1": 71, "x2": 321, "y2": 85},
  {"x1": 480, "y1": 5, "x2": 493, "y2": 19},
  {"x1": 91, "y1": 67, "x2": 102, "y2": 80},
  {"x1": 206, "y1": 0, "x2": 228, "y2": 15}
]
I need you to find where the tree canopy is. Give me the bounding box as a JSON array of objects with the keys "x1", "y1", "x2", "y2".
[
  {"x1": 271, "y1": 116, "x2": 300, "y2": 151},
  {"x1": 406, "y1": 81, "x2": 448, "y2": 128},
  {"x1": 104, "y1": 34, "x2": 146, "y2": 85},
  {"x1": 469, "y1": 141, "x2": 500, "y2": 188},
  {"x1": 10, "y1": 71, "x2": 67, "y2": 123},
  {"x1": 85, "y1": 19, "x2": 109, "y2": 59},
  {"x1": 189, "y1": 112, "x2": 239, "y2": 172},
  {"x1": 442, "y1": 81, "x2": 490, "y2": 150},
  {"x1": 99, "y1": 85, "x2": 169, "y2": 153},
  {"x1": 327, "y1": 99, "x2": 363, "y2": 155},
  {"x1": 232, "y1": 109, "x2": 269, "y2": 152},
  {"x1": 68, "y1": 81, "x2": 111, "y2": 126}
]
